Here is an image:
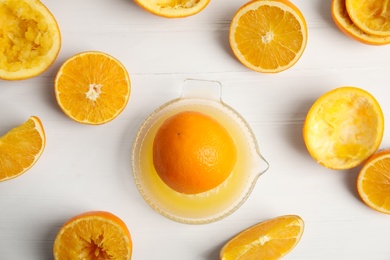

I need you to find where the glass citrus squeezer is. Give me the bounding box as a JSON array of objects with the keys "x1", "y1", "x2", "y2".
[{"x1": 131, "y1": 79, "x2": 269, "y2": 224}]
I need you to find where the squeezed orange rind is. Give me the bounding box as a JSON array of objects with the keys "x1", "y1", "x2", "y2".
[
  {"x1": 133, "y1": 0, "x2": 210, "y2": 18},
  {"x1": 53, "y1": 211, "x2": 132, "y2": 259},
  {"x1": 332, "y1": 0, "x2": 390, "y2": 45},
  {"x1": 303, "y1": 87, "x2": 384, "y2": 170},
  {"x1": 0, "y1": 0, "x2": 61, "y2": 80}
]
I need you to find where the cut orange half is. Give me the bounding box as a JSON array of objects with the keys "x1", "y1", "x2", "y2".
[
  {"x1": 54, "y1": 51, "x2": 131, "y2": 125},
  {"x1": 0, "y1": 0, "x2": 61, "y2": 80},
  {"x1": 53, "y1": 211, "x2": 132, "y2": 259},
  {"x1": 332, "y1": 0, "x2": 390, "y2": 45},
  {"x1": 357, "y1": 150, "x2": 390, "y2": 214},
  {"x1": 220, "y1": 215, "x2": 304, "y2": 260},
  {"x1": 133, "y1": 0, "x2": 210, "y2": 18},
  {"x1": 303, "y1": 87, "x2": 384, "y2": 170},
  {"x1": 346, "y1": 0, "x2": 390, "y2": 37},
  {"x1": 229, "y1": 0, "x2": 308, "y2": 73},
  {"x1": 0, "y1": 116, "x2": 45, "y2": 181}
]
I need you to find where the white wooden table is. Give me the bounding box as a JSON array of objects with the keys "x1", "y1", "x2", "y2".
[{"x1": 1, "y1": 0, "x2": 390, "y2": 259}]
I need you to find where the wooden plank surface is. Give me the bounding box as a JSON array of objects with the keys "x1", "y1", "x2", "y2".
[{"x1": 1, "y1": 0, "x2": 390, "y2": 259}]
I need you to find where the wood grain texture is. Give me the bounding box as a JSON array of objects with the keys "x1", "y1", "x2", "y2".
[{"x1": 1, "y1": 0, "x2": 390, "y2": 259}]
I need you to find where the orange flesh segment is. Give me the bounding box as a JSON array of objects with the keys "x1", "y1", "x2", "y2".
[
  {"x1": 0, "y1": 116, "x2": 45, "y2": 181},
  {"x1": 221, "y1": 215, "x2": 304, "y2": 260},
  {"x1": 55, "y1": 52, "x2": 130, "y2": 125},
  {"x1": 358, "y1": 151, "x2": 390, "y2": 214},
  {"x1": 236, "y1": 6, "x2": 302, "y2": 68},
  {"x1": 230, "y1": 0, "x2": 307, "y2": 73}
]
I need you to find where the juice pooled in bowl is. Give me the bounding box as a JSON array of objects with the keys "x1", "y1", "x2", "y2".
[{"x1": 132, "y1": 80, "x2": 268, "y2": 224}]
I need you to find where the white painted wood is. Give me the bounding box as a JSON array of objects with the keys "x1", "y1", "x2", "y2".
[{"x1": 1, "y1": 0, "x2": 390, "y2": 259}]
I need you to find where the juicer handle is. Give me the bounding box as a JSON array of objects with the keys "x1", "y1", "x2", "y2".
[{"x1": 181, "y1": 79, "x2": 222, "y2": 102}]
